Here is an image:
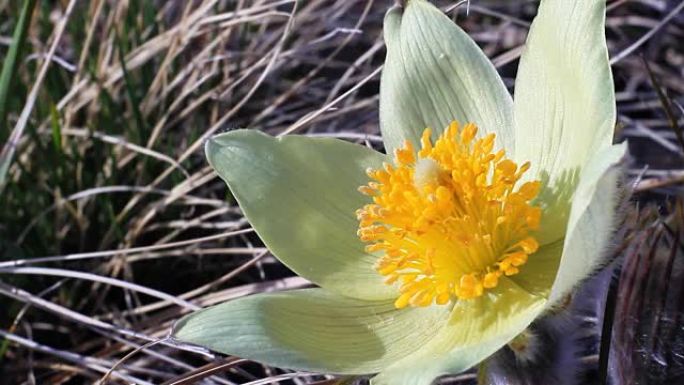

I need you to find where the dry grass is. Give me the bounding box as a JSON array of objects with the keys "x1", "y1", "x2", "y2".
[{"x1": 0, "y1": 0, "x2": 683, "y2": 384}]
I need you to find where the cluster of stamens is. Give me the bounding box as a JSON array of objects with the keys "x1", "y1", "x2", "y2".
[{"x1": 357, "y1": 122, "x2": 542, "y2": 309}]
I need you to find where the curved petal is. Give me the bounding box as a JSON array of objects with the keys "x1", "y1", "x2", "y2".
[
  {"x1": 548, "y1": 143, "x2": 627, "y2": 305},
  {"x1": 372, "y1": 279, "x2": 546, "y2": 385},
  {"x1": 508, "y1": 240, "x2": 563, "y2": 298},
  {"x1": 533, "y1": 168, "x2": 581, "y2": 246},
  {"x1": 173, "y1": 289, "x2": 450, "y2": 374},
  {"x1": 206, "y1": 130, "x2": 395, "y2": 301},
  {"x1": 380, "y1": 0, "x2": 513, "y2": 155},
  {"x1": 514, "y1": 0, "x2": 615, "y2": 243}
]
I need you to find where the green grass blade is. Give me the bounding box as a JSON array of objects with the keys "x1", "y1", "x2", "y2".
[
  {"x1": 0, "y1": 0, "x2": 37, "y2": 136},
  {"x1": 115, "y1": 30, "x2": 147, "y2": 144}
]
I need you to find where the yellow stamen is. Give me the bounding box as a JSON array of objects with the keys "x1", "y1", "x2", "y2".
[{"x1": 357, "y1": 122, "x2": 542, "y2": 308}]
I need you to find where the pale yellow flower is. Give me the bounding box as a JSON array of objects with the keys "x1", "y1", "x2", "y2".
[{"x1": 174, "y1": 1, "x2": 627, "y2": 384}]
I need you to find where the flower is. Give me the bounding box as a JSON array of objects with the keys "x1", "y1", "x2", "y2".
[
  {"x1": 173, "y1": 1, "x2": 627, "y2": 384},
  {"x1": 357, "y1": 123, "x2": 543, "y2": 307}
]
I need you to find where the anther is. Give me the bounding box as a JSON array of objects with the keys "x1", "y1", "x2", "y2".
[{"x1": 356, "y1": 122, "x2": 542, "y2": 308}]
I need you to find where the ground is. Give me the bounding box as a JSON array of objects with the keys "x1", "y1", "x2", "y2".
[{"x1": 0, "y1": 1, "x2": 683, "y2": 384}]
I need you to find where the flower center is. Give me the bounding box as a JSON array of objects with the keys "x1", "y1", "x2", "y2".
[{"x1": 357, "y1": 122, "x2": 542, "y2": 309}]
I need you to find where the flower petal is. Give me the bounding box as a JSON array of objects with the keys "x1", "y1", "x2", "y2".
[
  {"x1": 508, "y1": 240, "x2": 563, "y2": 298},
  {"x1": 372, "y1": 279, "x2": 546, "y2": 385},
  {"x1": 173, "y1": 289, "x2": 450, "y2": 374},
  {"x1": 513, "y1": 0, "x2": 615, "y2": 242},
  {"x1": 206, "y1": 130, "x2": 395, "y2": 300},
  {"x1": 548, "y1": 143, "x2": 627, "y2": 305},
  {"x1": 380, "y1": 0, "x2": 514, "y2": 155}
]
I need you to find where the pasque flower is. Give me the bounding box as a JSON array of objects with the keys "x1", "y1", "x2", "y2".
[{"x1": 174, "y1": 0, "x2": 627, "y2": 384}]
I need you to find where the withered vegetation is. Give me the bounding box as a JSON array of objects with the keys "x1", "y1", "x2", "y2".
[{"x1": 0, "y1": 1, "x2": 682, "y2": 384}]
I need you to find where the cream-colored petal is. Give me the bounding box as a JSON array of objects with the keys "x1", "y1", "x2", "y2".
[
  {"x1": 514, "y1": 0, "x2": 615, "y2": 243},
  {"x1": 372, "y1": 279, "x2": 546, "y2": 385},
  {"x1": 206, "y1": 130, "x2": 395, "y2": 300},
  {"x1": 508, "y1": 240, "x2": 563, "y2": 298},
  {"x1": 549, "y1": 143, "x2": 627, "y2": 305},
  {"x1": 380, "y1": 0, "x2": 513, "y2": 155},
  {"x1": 174, "y1": 289, "x2": 450, "y2": 374}
]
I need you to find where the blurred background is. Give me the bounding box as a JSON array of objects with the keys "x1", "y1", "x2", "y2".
[{"x1": 0, "y1": 0, "x2": 683, "y2": 384}]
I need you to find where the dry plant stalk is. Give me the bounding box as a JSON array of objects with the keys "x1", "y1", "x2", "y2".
[{"x1": 0, "y1": 0, "x2": 682, "y2": 384}]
